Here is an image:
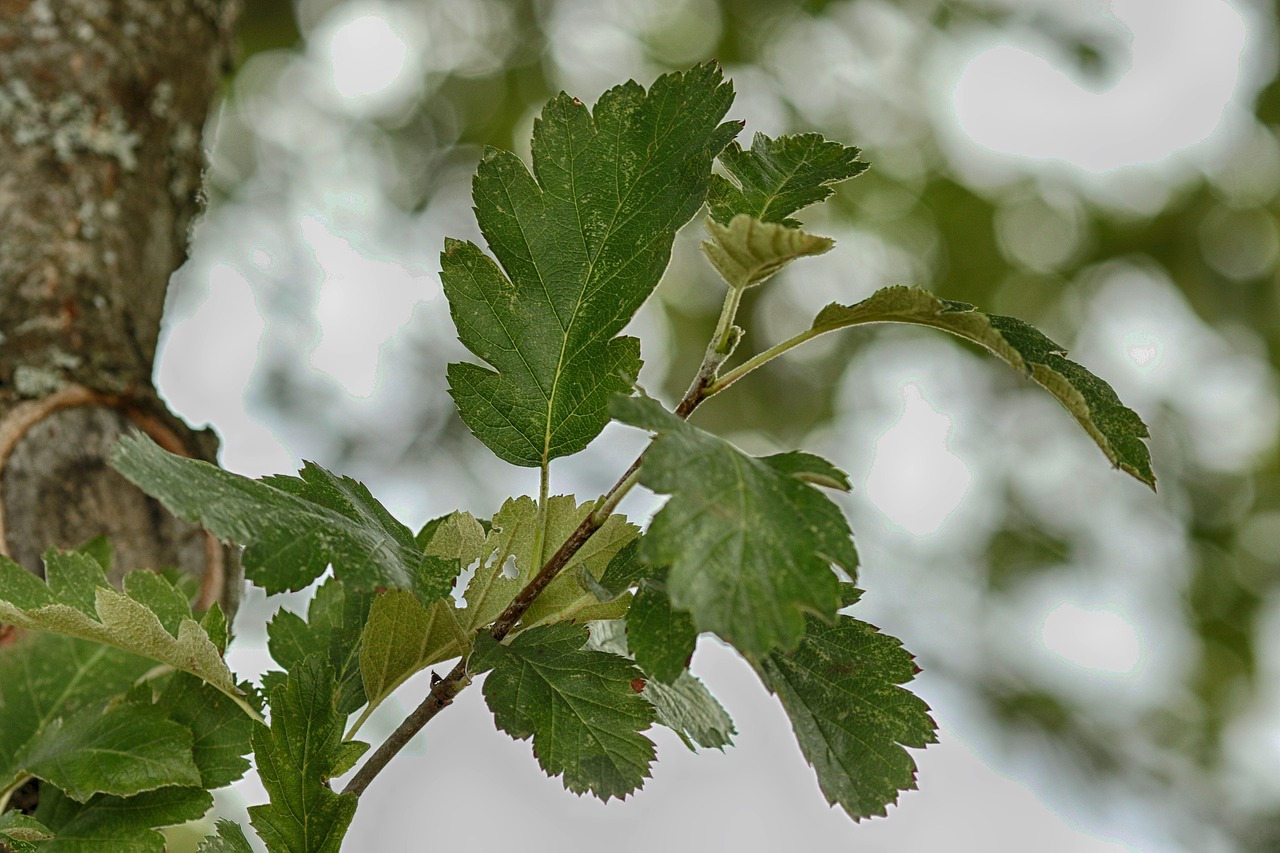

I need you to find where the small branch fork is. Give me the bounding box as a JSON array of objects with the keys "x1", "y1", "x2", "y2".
[{"x1": 343, "y1": 289, "x2": 741, "y2": 798}]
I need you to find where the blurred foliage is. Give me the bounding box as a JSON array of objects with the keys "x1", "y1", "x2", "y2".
[{"x1": 190, "y1": 0, "x2": 1280, "y2": 848}]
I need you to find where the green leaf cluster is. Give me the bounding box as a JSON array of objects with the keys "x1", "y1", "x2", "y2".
[{"x1": 0, "y1": 62, "x2": 1154, "y2": 847}]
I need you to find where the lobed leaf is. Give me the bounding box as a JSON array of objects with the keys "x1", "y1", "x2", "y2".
[
  {"x1": 0, "y1": 555, "x2": 248, "y2": 716},
  {"x1": 111, "y1": 433, "x2": 457, "y2": 598},
  {"x1": 471, "y1": 624, "x2": 656, "y2": 801},
  {"x1": 248, "y1": 657, "x2": 358, "y2": 853},
  {"x1": 197, "y1": 820, "x2": 255, "y2": 853},
  {"x1": 754, "y1": 597, "x2": 937, "y2": 821},
  {"x1": 588, "y1": 620, "x2": 734, "y2": 751},
  {"x1": 627, "y1": 575, "x2": 697, "y2": 685},
  {"x1": 810, "y1": 286, "x2": 1155, "y2": 488},
  {"x1": 266, "y1": 578, "x2": 372, "y2": 714},
  {"x1": 443, "y1": 62, "x2": 739, "y2": 466},
  {"x1": 611, "y1": 396, "x2": 856, "y2": 657},
  {"x1": 707, "y1": 131, "x2": 868, "y2": 228},
  {"x1": 154, "y1": 673, "x2": 256, "y2": 790}
]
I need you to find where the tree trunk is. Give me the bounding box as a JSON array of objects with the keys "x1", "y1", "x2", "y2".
[{"x1": 0, "y1": 0, "x2": 242, "y2": 616}]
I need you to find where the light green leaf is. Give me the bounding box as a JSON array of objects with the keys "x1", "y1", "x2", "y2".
[
  {"x1": 248, "y1": 657, "x2": 357, "y2": 853},
  {"x1": 627, "y1": 576, "x2": 696, "y2": 684},
  {"x1": 809, "y1": 285, "x2": 1155, "y2": 488},
  {"x1": 702, "y1": 214, "x2": 833, "y2": 289},
  {"x1": 328, "y1": 740, "x2": 370, "y2": 781},
  {"x1": 33, "y1": 785, "x2": 212, "y2": 853},
  {"x1": 707, "y1": 131, "x2": 868, "y2": 228},
  {"x1": 358, "y1": 589, "x2": 457, "y2": 717},
  {"x1": 443, "y1": 62, "x2": 739, "y2": 466},
  {"x1": 111, "y1": 433, "x2": 457, "y2": 598},
  {"x1": 459, "y1": 496, "x2": 637, "y2": 634},
  {"x1": 471, "y1": 624, "x2": 656, "y2": 800},
  {"x1": 0, "y1": 556, "x2": 250, "y2": 719},
  {"x1": 611, "y1": 396, "x2": 855, "y2": 657},
  {"x1": 2, "y1": 702, "x2": 199, "y2": 802},
  {"x1": 266, "y1": 578, "x2": 372, "y2": 714},
  {"x1": 197, "y1": 820, "x2": 254, "y2": 853},
  {"x1": 0, "y1": 811, "x2": 53, "y2": 853},
  {"x1": 588, "y1": 620, "x2": 734, "y2": 751},
  {"x1": 754, "y1": 596, "x2": 936, "y2": 821}
]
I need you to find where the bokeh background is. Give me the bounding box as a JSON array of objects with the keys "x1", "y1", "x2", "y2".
[{"x1": 161, "y1": 0, "x2": 1280, "y2": 849}]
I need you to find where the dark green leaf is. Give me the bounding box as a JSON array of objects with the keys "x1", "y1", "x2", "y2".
[
  {"x1": 33, "y1": 785, "x2": 211, "y2": 853},
  {"x1": 707, "y1": 132, "x2": 868, "y2": 228},
  {"x1": 611, "y1": 396, "x2": 855, "y2": 657},
  {"x1": 154, "y1": 673, "x2": 255, "y2": 789},
  {"x1": 754, "y1": 603, "x2": 937, "y2": 821},
  {"x1": 248, "y1": 657, "x2": 357, "y2": 853},
  {"x1": 111, "y1": 433, "x2": 457, "y2": 598},
  {"x1": 197, "y1": 820, "x2": 255, "y2": 853},
  {"x1": 471, "y1": 624, "x2": 656, "y2": 801},
  {"x1": 266, "y1": 578, "x2": 371, "y2": 714},
  {"x1": 627, "y1": 577, "x2": 696, "y2": 684},
  {"x1": 443, "y1": 62, "x2": 739, "y2": 466},
  {"x1": 809, "y1": 285, "x2": 1155, "y2": 488},
  {"x1": 587, "y1": 620, "x2": 734, "y2": 751}
]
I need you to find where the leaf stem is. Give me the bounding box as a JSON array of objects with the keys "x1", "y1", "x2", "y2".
[
  {"x1": 710, "y1": 284, "x2": 744, "y2": 355},
  {"x1": 705, "y1": 326, "x2": 821, "y2": 396}
]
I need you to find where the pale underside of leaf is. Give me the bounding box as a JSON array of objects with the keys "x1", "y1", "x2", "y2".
[{"x1": 701, "y1": 214, "x2": 833, "y2": 289}]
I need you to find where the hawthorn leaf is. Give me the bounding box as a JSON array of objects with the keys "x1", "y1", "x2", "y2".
[
  {"x1": 627, "y1": 575, "x2": 697, "y2": 684},
  {"x1": 266, "y1": 578, "x2": 372, "y2": 714},
  {"x1": 809, "y1": 285, "x2": 1155, "y2": 487},
  {"x1": 0, "y1": 812, "x2": 52, "y2": 853},
  {"x1": 611, "y1": 395, "x2": 855, "y2": 657},
  {"x1": 154, "y1": 673, "x2": 256, "y2": 790},
  {"x1": 754, "y1": 602, "x2": 937, "y2": 821},
  {"x1": 443, "y1": 62, "x2": 739, "y2": 466},
  {"x1": 588, "y1": 620, "x2": 734, "y2": 751},
  {"x1": 1, "y1": 701, "x2": 200, "y2": 802},
  {"x1": 111, "y1": 433, "x2": 457, "y2": 598},
  {"x1": 248, "y1": 656, "x2": 357, "y2": 853},
  {"x1": 358, "y1": 589, "x2": 455, "y2": 713},
  {"x1": 32, "y1": 785, "x2": 212, "y2": 853},
  {"x1": 701, "y1": 214, "x2": 833, "y2": 289},
  {"x1": 0, "y1": 556, "x2": 249, "y2": 717},
  {"x1": 197, "y1": 820, "x2": 255, "y2": 853},
  {"x1": 471, "y1": 624, "x2": 656, "y2": 800},
  {"x1": 460, "y1": 496, "x2": 636, "y2": 634},
  {"x1": 707, "y1": 131, "x2": 868, "y2": 228}
]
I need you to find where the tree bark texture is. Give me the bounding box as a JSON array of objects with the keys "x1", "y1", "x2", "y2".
[{"x1": 0, "y1": 0, "x2": 243, "y2": 616}]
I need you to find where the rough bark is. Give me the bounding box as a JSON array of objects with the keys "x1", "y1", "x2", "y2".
[{"x1": 0, "y1": 0, "x2": 242, "y2": 613}]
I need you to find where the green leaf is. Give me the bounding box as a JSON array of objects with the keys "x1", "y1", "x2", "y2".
[
  {"x1": 707, "y1": 131, "x2": 868, "y2": 228},
  {"x1": 627, "y1": 576, "x2": 696, "y2": 684},
  {"x1": 33, "y1": 785, "x2": 212, "y2": 853},
  {"x1": 111, "y1": 433, "x2": 457, "y2": 598},
  {"x1": 0, "y1": 556, "x2": 249, "y2": 719},
  {"x1": 248, "y1": 657, "x2": 357, "y2": 853},
  {"x1": 267, "y1": 578, "x2": 372, "y2": 714},
  {"x1": 471, "y1": 624, "x2": 656, "y2": 800},
  {"x1": 154, "y1": 673, "x2": 255, "y2": 790},
  {"x1": 358, "y1": 589, "x2": 454, "y2": 716},
  {"x1": 443, "y1": 62, "x2": 739, "y2": 466},
  {"x1": 754, "y1": 602, "x2": 937, "y2": 821},
  {"x1": 611, "y1": 396, "x2": 855, "y2": 657},
  {"x1": 0, "y1": 812, "x2": 53, "y2": 853},
  {"x1": 809, "y1": 286, "x2": 1155, "y2": 487},
  {"x1": 197, "y1": 820, "x2": 254, "y2": 853},
  {"x1": 701, "y1": 214, "x2": 833, "y2": 289},
  {"x1": 459, "y1": 496, "x2": 637, "y2": 634},
  {"x1": 2, "y1": 701, "x2": 200, "y2": 802},
  {"x1": 588, "y1": 620, "x2": 734, "y2": 751}
]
